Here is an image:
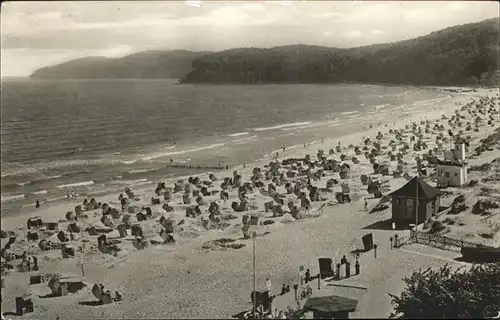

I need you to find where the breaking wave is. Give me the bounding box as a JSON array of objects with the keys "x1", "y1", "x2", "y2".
[
  {"x1": 1, "y1": 194, "x2": 25, "y2": 202},
  {"x1": 253, "y1": 121, "x2": 311, "y2": 132},
  {"x1": 228, "y1": 132, "x2": 249, "y2": 137},
  {"x1": 341, "y1": 111, "x2": 359, "y2": 115},
  {"x1": 56, "y1": 180, "x2": 95, "y2": 189},
  {"x1": 141, "y1": 143, "x2": 225, "y2": 161}
]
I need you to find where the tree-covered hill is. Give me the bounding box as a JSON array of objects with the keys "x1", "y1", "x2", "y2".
[
  {"x1": 181, "y1": 18, "x2": 500, "y2": 85},
  {"x1": 30, "y1": 50, "x2": 212, "y2": 79},
  {"x1": 30, "y1": 18, "x2": 499, "y2": 85}
]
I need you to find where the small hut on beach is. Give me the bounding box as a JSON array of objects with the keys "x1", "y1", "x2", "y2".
[
  {"x1": 390, "y1": 176, "x2": 440, "y2": 228},
  {"x1": 302, "y1": 295, "x2": 359, "y2": 319}
]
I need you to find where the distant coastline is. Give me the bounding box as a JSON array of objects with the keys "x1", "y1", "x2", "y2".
[
  {"x1": 26, "y1": 18, "x2": 499, "y2": 87},
  {"x1": 1, "y1": 76, "x2": 30, "y2": 81}
]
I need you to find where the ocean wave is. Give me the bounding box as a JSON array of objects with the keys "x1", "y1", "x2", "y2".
[
  {"x1": 232, "y1": 135, "x2": 258, "y2": 143},
  {"x1": 253, "y1": 121, "x2": 311, "y2": 132},
  {"x1": 122, "y1": 160, "x2": 138, "y2": 165},
  {"x1": 345, "y1": 114, "x2": 360, "y2": 119},
  {"x1": 2, "y1": 158, "x2": 106, "y2": 177},
  {"x1": 141, "y1": 143, "x2": 225, "y2": 161},
  {"x1": 47, "y1": 196, "x2": 67, "y2": 202},
  {"x1": 411, "y1": 97, "x2": 445, "y2": 108},
  {"x1": 111, "y1": 178, "x2": 148, "y2": 185},
  {"x1": 3, "y1": 177, "x2": 63, "y2": 190},
  {"x1": 393, "y1": 104, "x2": 408, "y2": 110},
  {"x1": 1, "y1": 194, "x2": 25, "y2": 202},
  {"x1": 128, "y1": 168, "x2": 155, "y2": 174},
  {"x1": 56, "y1": 180, "x2": 95, "y2": 189},
  {"x1": 341, "y1": 111, "x2": 359, "y2": 115},
  {"x1": 131, "y1": 181, "x2": 155, "y2": 187},
  {"x1": 281, "y1": 120, "x2": 338, "y2": 131},
  {"x1": 33, "y1": 189, "x2": 48, "y2": 195},
  {"x1": 228, "y1": 132, "x2": 249, "y2": 137},
  {"x1": 2, "y1": 167, "x2": 39, "y2": 178},
  {"x1": 44, "y1": 175, "x2": 63, "y2": 180},
  {"x1": 375, "y1": 104, "x2": 388, "y2": 110}
]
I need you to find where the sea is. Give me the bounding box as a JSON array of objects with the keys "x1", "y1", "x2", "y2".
[{"x1": 0, "y1": 79, "x2": 450, "y2": 216}]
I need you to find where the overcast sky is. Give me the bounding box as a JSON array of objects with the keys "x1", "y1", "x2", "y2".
[{"x1": 1, "y1": 1, "x2": 499, "y2": 77}]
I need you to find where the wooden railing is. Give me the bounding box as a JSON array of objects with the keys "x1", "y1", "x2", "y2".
[{"x1": 408, "y1": 230, "x2": 497, "y2": 252}]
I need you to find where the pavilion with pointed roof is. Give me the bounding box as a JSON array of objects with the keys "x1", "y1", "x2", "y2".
[
  {"x1": 303, "y1": 295, "x2": 359, "y2": 319},
  {"x1": 390, "y1": 176, "x2": 441, "y2": 228}
]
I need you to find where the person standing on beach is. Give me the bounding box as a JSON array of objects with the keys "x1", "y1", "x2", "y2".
[
  {"x1": 35, "y1": 200, "x2": 40, "y2": 209},
  {"x1": 265, "y1": 277, "x2": 272, "y2": 293},
  {"x1": 364, "y1": 198, "x2": 368, "y2": 211}
]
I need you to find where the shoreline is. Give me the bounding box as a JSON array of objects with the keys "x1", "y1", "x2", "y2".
[
  {"x1": 0, "y1": 89, "x2": 442, "y2": 215},
  {"x1": 1, "y1": 87, "x2": 498, "y2": 320},
  {"x1": 0, "y1": 89, "x2": 477, "y2": 228},
  {"x1": 0, "y1": 92, "x2": 458, "y2": 225}
]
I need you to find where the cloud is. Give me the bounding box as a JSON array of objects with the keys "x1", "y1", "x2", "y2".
[
  {"x1": 73, "y1": 14, "x2": 176, "y2": 30},
  {"x1": 310, "y1": 12, "x2": 343, "y2": 19},
  {"x1": 100, "y1": 45, "x2": 135, "y2": 58},
  {"x1": 1, "y1": 1, "x2": 499, "y2": 77},
  {"x1": 69, "y1": 4, "x2": 274, "y2": 30},
  {"x1": 184, "y1": 1, "x2": 201, "y2": 8},
  {"x1": 448, "y1": 3, "x2": 467, "y2": 11},
  {"x1": 240, "y1": 3, "x2": 266, "y2": 12},
  {"x1": 1, "y1": 48, "x2": 101, "y2": 77},
  {"x1": 31, "y1": 11, "x2": 63, "y2": 19},
  {"x1": 343, "y1": 30, "x2": 362, "y2": 39},
  {"x1": 169, "y1": 4, "x2": 283, "y2": 27}
]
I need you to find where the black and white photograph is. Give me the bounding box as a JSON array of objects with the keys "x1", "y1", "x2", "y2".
[{"x1": 1, "y1": 1, "x2": 499, "y2": 319}]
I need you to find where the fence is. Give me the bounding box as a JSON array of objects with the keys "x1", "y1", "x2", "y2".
[
  {"x1": 394, "y1": 235, "x2": 412, "y2": 248},
  {"x1": 408, "y1": 230, "x2": 497, "y2": 252}
]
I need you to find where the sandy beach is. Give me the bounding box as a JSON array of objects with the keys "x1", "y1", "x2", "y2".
[{"x1": 1, "y1": 88, "x2": 499, "y2": 319}]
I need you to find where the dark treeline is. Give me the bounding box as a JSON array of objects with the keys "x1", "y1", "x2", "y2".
[
  {"x1": 31, "y1": 18, "x2": 499, "y2": 86},
  {"x1": 182, "y1": 18, "x2": 500, "y2": 86}
]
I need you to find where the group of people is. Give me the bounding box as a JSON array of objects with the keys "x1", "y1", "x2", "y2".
[{"x1": 34, "y1": 189, "x2": 76, "y2": 209}]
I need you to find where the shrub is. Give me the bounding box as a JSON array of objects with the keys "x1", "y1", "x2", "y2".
[{"x1": 389, "y1": 263, "x2": 500, "y2": 318}]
